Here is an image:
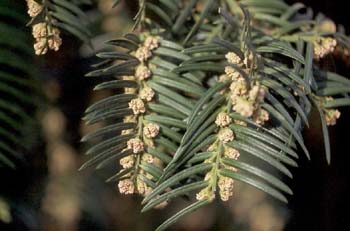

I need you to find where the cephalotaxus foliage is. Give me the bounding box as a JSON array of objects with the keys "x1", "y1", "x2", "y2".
[
  {"x1": 21, "y1": 0, "x2": 350, "y2": 230},
  {"x1": 25, "y1": 0, "x2": 92, "y2": 55},
  {"x1": 0, "y1": 0, "x2": 40, "y2": 169},
  {"x1": 1, "y1": 0, "x2": 92, "y2": 165}
]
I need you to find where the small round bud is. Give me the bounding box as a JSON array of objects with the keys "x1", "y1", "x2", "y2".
[
  {"x1": 143, "y1": 123, "x2": 160, "y2": 138},
  {"x1": 144, "y1": 36, "x2": 160, "y2": 50},
  {"x1": 218, "y1": 176, "x2": 235, "y2": 201},
  {"x1": 215, "y1": 112, "x2": 232, "y2": 127},
  {"x1": 233, "y1": 98, "x2": 255, "y2": 118},
  {"x1": 225, "y1": 148, "x2": 240, "y2": 160},
  {"x1": 218, "y1": 128, "x2": 234, "y2": 143},
  {"x1": 225, "y1": 52, "x2": 241, "y2": 64},
  {"x1": 120, "y1": 156, "x2": 135, "y2": 169},
  {"x1": 141, "y1": 153, "x2": 154, "y2": 164},
  {"x1": 314, "y1": 37, "x2": 337, "y2": 60},
  {"x1": 135, "y1": 65, "x2": 152, "y2": 80},
  {"x1": 118, "y1": 179, "x2": 135, "y2": 195},
  {"x1": 34, "y1": 39, "x2": 48, "y2": 55},
  {"x1": 48, "y1": 34, "x2": 62, "y2": 52},
  {"x1": 196, "y1": 188, "x2": 215, "y2": 201},
  {"x1": 230, "y1": 81, "x2": 248, "y2": 96},
  {"x1": 32, "y1": 23, "x2": 47, "y2": 39},
  {"x1": 129, "y1": 98, "x2": 146, "y2": 115},
  {"x1": 127, "y1": 138, "x2": 144, "y2": 154},
  {"x1": 325, "y1": 109, "x2": 341, "y2": 126},
  {"x1": 140, "y1": 87, "x2": 155, "y2": 102},
  {"x1": 253, "y1": 108, "x2": 269, "y2": 125},
  {"x1": 26, "y1": 0, "x2": 43, "y2": 17},
  {"x1": 135, "y1": 46, "x2": 152, "y2": 62},
  {"x1": 136, "y1": 178, "x2": 152, "y2": 196},
  {"x1": 225, "y1": 66, "x2": 242, "y2": 80}
]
